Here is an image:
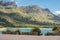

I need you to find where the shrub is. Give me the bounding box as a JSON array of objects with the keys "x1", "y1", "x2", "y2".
[
  {"x1": 32, "y1": 27, "x2": 40, "y2": 32},
  {"x1": 52, "y1": 27, "x2": 58, "y2": 31},
  {"x1": 52, "y1": 27, "x2": 60, "y2": 33},
  {"x1": 46, "y1": 32, "x2": 52, "y2": 35},
  {"x1": 6, "y1": 29, "x2": 12, "y2": 33},
  {"x1": 31, "y1": 27, "x2": 41, "y2": 35},
  {"x1": 15, "y1": 29, "x2": 20, "y2": 35}
]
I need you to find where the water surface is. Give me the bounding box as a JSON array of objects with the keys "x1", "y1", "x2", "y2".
[{"x1": 0, "y1": 28, "x2": 53, "y2": 36}]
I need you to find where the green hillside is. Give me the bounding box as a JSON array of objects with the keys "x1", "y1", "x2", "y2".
[{"x1": 0, "y1": 5, "x2": 60, "y2": 28}]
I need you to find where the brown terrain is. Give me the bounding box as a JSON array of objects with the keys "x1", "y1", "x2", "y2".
[{"x1": 0, "y1": 34, "x2": 60, "y2": 40}]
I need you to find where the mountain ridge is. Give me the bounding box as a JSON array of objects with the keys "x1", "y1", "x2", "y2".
[{"x1": 0, "y1": 5, "x2": 60, "y2": 27}]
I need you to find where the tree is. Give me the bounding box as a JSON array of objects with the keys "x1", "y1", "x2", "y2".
[
  {"x1": 31, "y1": 27, "x2": 41, "y2": 35},
  {"x1": 15, "y1": 29, "x2": 20, "y2": 35},
  {"x1": 52, "y1": 27, "x2": 59, "y2": 33}
]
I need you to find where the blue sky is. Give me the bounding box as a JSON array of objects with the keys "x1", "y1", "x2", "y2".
[{"x1": 6, "y1": 0, "x2": 60, "y2": 15}]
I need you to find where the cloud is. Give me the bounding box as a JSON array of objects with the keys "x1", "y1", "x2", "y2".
[{"x1": 55, "y1": 11, "x2": 60, "y2": 14}]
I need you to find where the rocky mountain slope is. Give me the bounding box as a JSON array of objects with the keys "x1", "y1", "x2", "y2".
[
  {"x1": 0, "y1": 1, "x2": 17, "y2": 9},
  {"x1": 57, "y1": 14, "x2": 60, "y2": 17},
  {"x1": 0, "y1": 1, "x2": 60, "y2": 27}
]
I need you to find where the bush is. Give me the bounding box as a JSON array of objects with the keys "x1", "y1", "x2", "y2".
[
  {"x1": 2, "y1": 29, "x2": 21, "y2": 35},
  {"x1": 45, "y1": 32, "x2": 52, "y2": 35},
  {"x1": 15, "y1": 29, "x2": 20, "y2": 35},
  {"x1": 6, "y1": 29, "x2": 12, "y2": 32},
  {"x1": 32, "y1": 27, "x2": 40, "y2": 32},
  {"x1": 52, "y1": 27, "x2": 60, "y2": 33},
  {"x1": 52, "y1": 27, "x2": 58, "y2": 31},
  {"x1": 2, "y1": 29, "x2": 12, "y2": 34},
  {"x1": 31, "y1": 27, "x2": 41, "y2": 35}
]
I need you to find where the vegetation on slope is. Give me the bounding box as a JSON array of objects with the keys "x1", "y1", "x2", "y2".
[{"x1": 0, "y1": 5, "x2": 60, "y2": 27}]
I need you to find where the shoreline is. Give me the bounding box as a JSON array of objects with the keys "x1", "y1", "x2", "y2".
[
  {"x1": 19, "y1": 28, "x2": 52, "y2": 30},
  {"x1": 0, "y1": 28, "x2": 52, "y2": 30}
]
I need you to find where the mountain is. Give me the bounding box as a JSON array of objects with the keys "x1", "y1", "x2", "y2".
[
  {"x1": 57, "y1": 14, "x2": 60, "y2": 17},
  {"x1": 0, "y1": 1, "x2": 17, "y2": 9},
  {"x1": 0, "y1": 4, "x2": 60, "y2": 27}
]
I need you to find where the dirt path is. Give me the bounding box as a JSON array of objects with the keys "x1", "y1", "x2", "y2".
[{"x1": 0, "y1": 34, "x2": 60, "y2": 40}]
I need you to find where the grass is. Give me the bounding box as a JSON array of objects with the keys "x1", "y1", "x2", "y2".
[
  {"x1": 0, "y1": 6, "x2": 60, "y2": 27},
  {"x1": 0, "y1": 25, "x2": 3, "y2": 27}
]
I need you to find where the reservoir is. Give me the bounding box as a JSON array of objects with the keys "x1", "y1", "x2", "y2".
[{"x1": 0, "y1": 28, "x2": 53, "y2": 36}]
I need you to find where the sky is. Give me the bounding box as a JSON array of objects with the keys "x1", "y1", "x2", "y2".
[{"x1": 3, "y1": 0, "x2": 60, "y2": 15}]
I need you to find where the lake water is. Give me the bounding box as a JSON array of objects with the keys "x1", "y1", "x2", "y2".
[
  {"x1": 41, "y1": 29, "x2": 53, "y2": 36},
  {"x1": 0, "y1": 28, "x2": 53, "y2": 36},
  {"x1": 20, "y1": 28, "x2": 53, "y2": 36}
]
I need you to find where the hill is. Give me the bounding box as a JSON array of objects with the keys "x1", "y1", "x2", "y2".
[
  {"x1": 0, "y1": 1, "x2": 17, "y2": 9},
  {"x1": 0, "y1": 5, "x2": 60, "y2": 27},
  {"x1": 57, "y1": 14, "x2": 60, "y2": 17}
]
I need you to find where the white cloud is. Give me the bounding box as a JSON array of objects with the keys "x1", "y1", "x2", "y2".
[{"x1": 55, "y1": 11, "x2": 60, "y2": 14}]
